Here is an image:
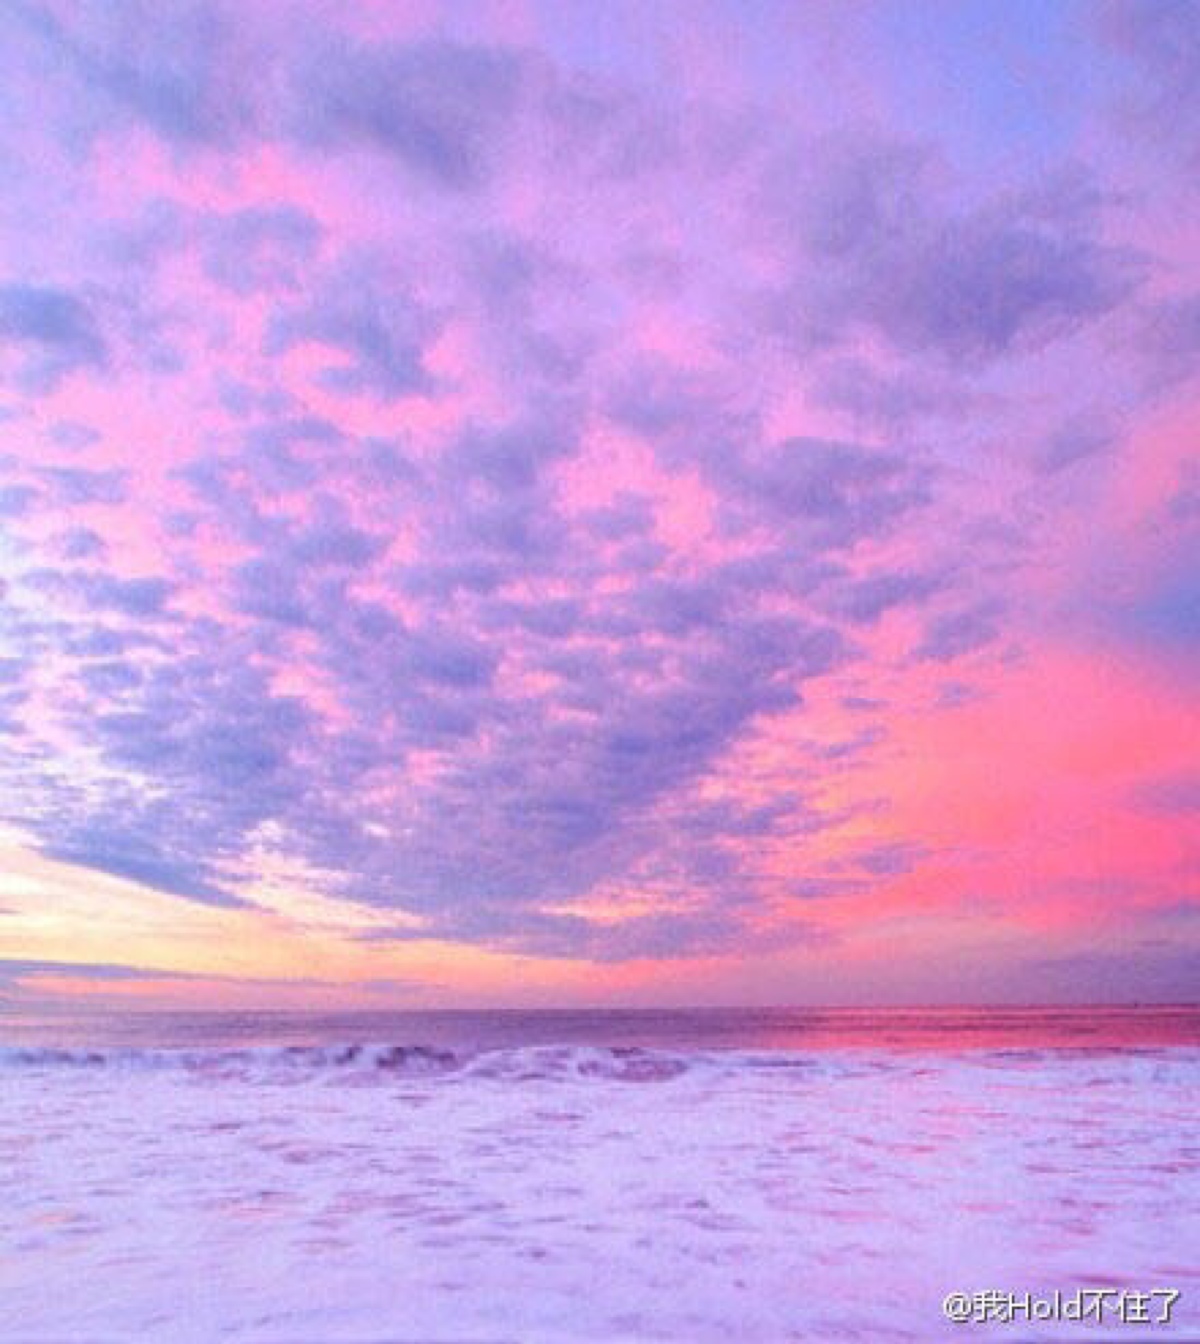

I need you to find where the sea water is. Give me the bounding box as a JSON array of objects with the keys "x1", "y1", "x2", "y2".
[{"x1": 1, "y1": 1006, "x2": 1196, "y2": 1342}]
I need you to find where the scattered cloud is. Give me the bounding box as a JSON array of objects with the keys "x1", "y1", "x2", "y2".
[{"x1": 0, "y1": 1, "x2": 1193, "y2": 982}]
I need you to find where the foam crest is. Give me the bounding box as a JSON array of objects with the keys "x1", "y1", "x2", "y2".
[
  {"x1": 460, "y1": 1043, "x2": 693, "y2": 1082},
  {"x1": 0, "y1": 1042, "x2": 462, "y2": 1075},
  {"x1": 0, "y1": 1040, "x2": 704, "y2": 1083}
]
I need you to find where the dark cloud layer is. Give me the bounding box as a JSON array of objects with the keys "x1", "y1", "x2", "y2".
[{"x1": 0, "y1": 283, "x2": 107, "y2": 389}]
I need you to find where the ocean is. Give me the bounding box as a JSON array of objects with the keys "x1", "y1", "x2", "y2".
[{"x1": 1, "y1": 1005, "x2": 1196, "y2": 1342}]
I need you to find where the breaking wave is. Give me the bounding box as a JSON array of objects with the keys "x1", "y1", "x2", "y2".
[
  {"x1": 0, "y1": 1041, "x2": 703, "y2": 1081},
  {"x1": 1, "y1": 1039, "x2": 1193, "y2": 1086}
]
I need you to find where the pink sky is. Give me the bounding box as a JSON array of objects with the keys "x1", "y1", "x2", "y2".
[{"x1": 0, "y1": 0, "x2": 1196, "y2": 1008}]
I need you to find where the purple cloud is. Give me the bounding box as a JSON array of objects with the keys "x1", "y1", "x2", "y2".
[{"x1": 0, "y1": 0, "x2": 1194, "y2": 974}]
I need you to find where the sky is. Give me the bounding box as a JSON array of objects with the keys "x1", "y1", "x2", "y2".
[{"x1": 0, "y1": 0, "x2": 1196, "y2": 1010}]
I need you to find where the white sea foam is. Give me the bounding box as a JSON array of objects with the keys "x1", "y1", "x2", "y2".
[{"x1": 1, "y1": 1041, "x2": 1196, "y2": 1341}]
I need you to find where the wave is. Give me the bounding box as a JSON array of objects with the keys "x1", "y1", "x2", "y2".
[
  {"x1": 1, "y1": 1039, "x2": 1193, "y2": 1083},
  {"x1": 0, "y1": 1041, "x2": 703, "y2": 1081},
  {"x1": 0, "y1": 1042, "x2": 463, "y2": 1075}
]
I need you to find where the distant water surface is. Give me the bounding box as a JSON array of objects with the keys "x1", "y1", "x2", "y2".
[{"x1": 2, "y1": 1001, "x2": 1197, "y2": 1051}]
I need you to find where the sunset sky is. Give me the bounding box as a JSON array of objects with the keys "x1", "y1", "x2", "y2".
[{"x1": 0, "y1": 0, "x2": 1196, "y2": 1010}]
